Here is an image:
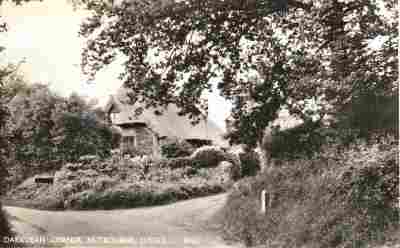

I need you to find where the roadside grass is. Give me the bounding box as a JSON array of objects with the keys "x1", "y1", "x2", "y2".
[{"x1": 218, "y1": 138, "x2": 399, "y2": 248}]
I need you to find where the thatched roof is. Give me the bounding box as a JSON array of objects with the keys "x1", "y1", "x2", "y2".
[{"x1": 105, "y1": 87, "x2": 228, "y2": 146}]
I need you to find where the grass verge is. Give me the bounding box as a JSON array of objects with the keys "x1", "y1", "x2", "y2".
[{"x1": 218, "y1": 139, "x2": 399, "y2": 248}]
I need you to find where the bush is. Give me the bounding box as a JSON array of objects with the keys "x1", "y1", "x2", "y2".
[
  {"x1": 0, "y1": 202, "x2": 13, "y2": 246},
  {"x1": 67, "y1": 180, "x2": 225, "y2": 210},
  {"x1": 336, "y1": 92, "x2": 398, "y2": 138},
  {"x1": 155, "y1": 156, "x2": 219, "y2": 171},
  {"x1": 7, "y1": 151, "x2": 232, "y2": 210},
  {"x1": 157, "y1": 157, "x2": 195, "y2": 169},
  {"x1": 266, "y1": 94, "x2": 399, "y2": 162},
  {"x1": 93, "y1": 176, "x2": 118, "y2": 192},
  {"x1": 219, "y1": 137, "x2": 399, "y2": 248},
  {"x1": 161, "y1": 139, "x2": 194, "y2": 158},
  {"x1": 239, "y1": 151, "x2": 261, "y2": 177},
  {"x1": 4, "y1": 87, "x2": 115, "y2": 188},
  {"x1": 34, "y1": 195, "x2": 65, "y2": 210},
  {"x1": 191, "y1": 146, "x2": 229, "y2": 168},
  {"x1": 71, "y1": 189, "x2": 175, "y2": 210},
  {"x1": 266, "y1": 121, "x2": 329, "y2": 160}
]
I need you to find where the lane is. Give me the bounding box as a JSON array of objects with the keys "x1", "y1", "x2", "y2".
[{"x1": 4, "y1": 193, "x2": 242, "y2": 248}]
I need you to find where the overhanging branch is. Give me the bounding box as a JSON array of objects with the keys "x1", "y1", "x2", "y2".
[{"x1": 113, "y1": 0, "x2": 312, "y2": 21}]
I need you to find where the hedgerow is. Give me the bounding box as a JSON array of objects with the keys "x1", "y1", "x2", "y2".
[
  {"x1": 6, "y1": 149, "x2": 237, "y2": 210},
  {"x1": 219, "y1": 136, "x2": 399, "y2": 248}
]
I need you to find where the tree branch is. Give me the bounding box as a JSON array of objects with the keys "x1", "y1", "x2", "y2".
[{"x1": 115, "y1": 0, "x2": 313, "y2": 22}]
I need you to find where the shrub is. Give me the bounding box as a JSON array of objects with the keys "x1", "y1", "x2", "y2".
[
  {"x1": 157, "y1": 157, "x2": 194, "y2": 169},
  {"x1": 221, "y1": 152, "x2": 242, "y2": 181},
  {"x1": 161, "y1": 139, "x2": 194, "y2": 158},
  {"x1": 266, "y1": 121, "x2": 329, "y2": 160},
  {"x1": 93, "y1": 176, "x2": 117, "y2": 192},
  {"x1": 0, "y1": 202, "x2": 13, "y2": 246},
  {"x1": 68, "y1": 180, "x2": 225, "y2": 210},
  {"x1": 72, "y1": 190, "x2": 174, "y2": 210},
  {"x1": 34, "y1": 195, "x2": 65, "y2": 210},
  {"x1": 228, "y1": 162, "x2": 242, "y2": 181},
  {"x1": 219, "y1": 137, "x2": 399, "y2": 248},
  {"x1": 336, "y1": 92, "x2": 398, "y2": 138},
  {"x1": 191, "y1": 146, "x2": 229, "y2": 168},
  {"x1": 239, "y1": 151, "x2": 261, "y2": 177},
  {"x1": 7, "y1": 145, "x2": 234, "y2": 210}
]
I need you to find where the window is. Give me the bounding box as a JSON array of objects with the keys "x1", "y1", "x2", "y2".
[
  {"x1": 123, "y1": 136, "x2": 136, "y2": 147},
  {"x1": 122, "y1": 136, "x2": 136, "y2": 155}
]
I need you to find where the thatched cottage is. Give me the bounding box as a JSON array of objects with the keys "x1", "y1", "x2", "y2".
[{"x1": 105, "y1": 87, "x2": 227, "y2": 157}]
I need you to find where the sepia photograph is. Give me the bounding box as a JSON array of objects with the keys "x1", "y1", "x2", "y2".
[{"x1": 0, "y1": 0, "x2": 398, "y2": 247}]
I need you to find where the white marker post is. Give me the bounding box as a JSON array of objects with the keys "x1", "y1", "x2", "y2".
[{"x1": 261, "y1": 189, "x2": 267, "y2": 214}]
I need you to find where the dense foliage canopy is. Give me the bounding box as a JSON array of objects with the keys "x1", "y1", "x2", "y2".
[
  {"x1": 0, "y1": 66, "x2": 12, "y2": 189},
  {"x1": 80, "y1": 0, "x2": 397, "y2": 147},
  {"x1": 4, "y1": 84, "x2": 113, "y2": 181},
  {"x1": 0, "y1": 65, "x2": 113, "y2": 187}
]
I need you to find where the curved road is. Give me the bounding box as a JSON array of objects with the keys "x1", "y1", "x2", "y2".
[{"x1": 4, "y1": 193, "x2": 243, "y2": 248}]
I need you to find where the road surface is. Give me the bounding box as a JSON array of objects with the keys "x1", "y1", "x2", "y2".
[{"x1": 4, "y1": 193, "x2": 243, "y2": 248}]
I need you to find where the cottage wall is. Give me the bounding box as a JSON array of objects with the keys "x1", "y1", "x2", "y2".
[
  {"x1": 135, "y1": 126, "x2": 155, "y2": 155},
  {"x1": 120, "y1": 125, "x2": 158, "y2": 156}
]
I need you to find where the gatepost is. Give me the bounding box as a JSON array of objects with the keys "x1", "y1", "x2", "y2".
[{"x1": 261, "y1": 189, "x2": 272, "y2": 214}]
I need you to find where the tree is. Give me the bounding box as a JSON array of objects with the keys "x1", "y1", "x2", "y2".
[
  {"x1": 0, "y1": 64, "x2": 30, "y2": 189},
  {"x1": 335, "y1": 91, "x2": 398, "y2": 138},
  {"x1": 0, "y1": 66, "x2": 12, "y2": 190},
  {"x1": 80, "y1": 0, "x2": 398, "y2": 148},
  {"x1": 0, "y1": 63, "x2": 17, "y2": 246},
  {"x1": 5, "y1": 84, "x2": 112, "y2": 182},
  {"x1": 0, "y1": 0, "x2": 41, "y2": 34},
  {"x1": 7, "y1": 84, "x2": 59, "y2": 174},
  {"x1": 53, "y1": 111, "x2": 112, "y2": 162},
  {"x1": 0, "y1": 0, "x2": 36, "y2": 4},
  {"x1": 0, "y1": 0, "x2": 49, "y2": 241},
  {"x1": 0, "y1": 1, "x2": 33, "y2": 187}
]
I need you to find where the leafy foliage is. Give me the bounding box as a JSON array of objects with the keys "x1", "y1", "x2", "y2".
[
  {"x1": 238, "y1": 151, "x2": 261, "y2": 177},
  {"x1": 6, "y1": 151, "x2": 234, "y2": 210},
  {"x1": 267, "y1": 91, "x2": 398, "y2": 160},
  {"x1": 54, "y1": 112, "x2": 112, "y2": 161},
  {"x1": 0, "y1": 64, "x2": 21, "y2": 248},
  {"x1": 0, "y1": 0, "x2": 37, "y2": 5},
  {"x1": 4, "y1": 84, "x2": 113, "y2": 186},
  {"x1": 0, "y1": 66, "x2": 13, "y2": 241},
  {"x1": 267, "y1": 121, "x2": 328, "y2": 160},
  {"x1": 0, "y1": 64, "x2": 30, "y2": 195},
  {"x1": 219, "y1": 136, "x2": 399, "y2": 248},
  {"x1": 335, "y1": 92, "x2": 398, "y2": 138},
  {"x1": 0, "y1": 64, "x2": 27, "y2": 188},
  {"x1": 0, "y1": 67, "x2": 11, "y2": 192},
  {"x1": 160, "y1": 138, "x2": 194, "y2": 158},
  {"x1": 191, "y1": 146, "x2": 230, "y2": 167},
  {"x1": 0, "y1": 28, "x2": 12, "y2": 241},
  {"x1": 80, "y1": 0, "x2": 397, "y2": 148},
  {"x1": 68, "y1": 180, "x2": 224, "y2": 210},
  {"x1": 0, "y1": 202, "x2": 13, "y2": 246}
]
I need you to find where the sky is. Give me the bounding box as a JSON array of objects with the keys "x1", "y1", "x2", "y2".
[{"x1": 0, "y1": 0, "x2": 233, "y2": 129}]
